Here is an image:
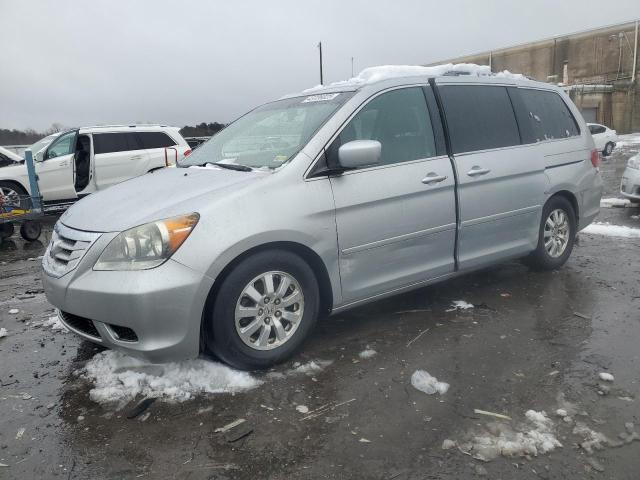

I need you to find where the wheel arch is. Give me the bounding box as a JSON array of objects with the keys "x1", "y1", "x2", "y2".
[
  {"x1": 548, "y1": 189, "x2": 579, "y2": 222},
  {"x1": 199, "y1": 241, "x2": 334, "y2": 353},
  {"x1": 0, "y1": 179, "x2": 29, "y2": 195}
]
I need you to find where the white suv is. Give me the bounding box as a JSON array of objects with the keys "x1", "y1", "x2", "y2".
[{"x1": 0, "y1": 125, "x2": 191, "y2": 206}]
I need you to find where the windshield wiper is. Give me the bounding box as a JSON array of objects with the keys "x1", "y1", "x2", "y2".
[{"x1": 209, "y1": 162, "x2": 253, "y2": 172}]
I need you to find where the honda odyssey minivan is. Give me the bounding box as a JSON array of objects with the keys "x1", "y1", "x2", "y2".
[{"x1": 42, "y1": 67, "x2": 603, "y2": 370}]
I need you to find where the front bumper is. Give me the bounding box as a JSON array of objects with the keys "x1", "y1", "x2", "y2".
[
  {"x1": 621, "y1": 166, "x2": 640, "y2": 201},
  {"x1": 42, "y1": 224, "x2": 214, "y2": 362}
]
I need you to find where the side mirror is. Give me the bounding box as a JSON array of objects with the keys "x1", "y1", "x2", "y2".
[
  {"x1": 338, "y1": 140, "x2": 381, "y2": 169},
  {"x1": 35, "y1": 150, "x2": 44, "y2": 162}
]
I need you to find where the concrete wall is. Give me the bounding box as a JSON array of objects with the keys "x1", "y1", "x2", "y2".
[{"x1": 429, "y1": 21, "x2": 640, "y2": 133}]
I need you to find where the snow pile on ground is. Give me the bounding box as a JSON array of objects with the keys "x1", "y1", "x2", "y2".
[
  {"x1": 411, "y1": 370, "x2": 449, "y2": 395},
  {"x1": 451, "y1": 410, "x2": 562, "y2": 461},
  {"x1": 303, "y1": 63, "x2": 525, "y2": 93},
  {"x1": 582, "y1": 223, "x2": 640, "y2": 238},
  {"x1": 0, "y1": 328, "x2": 7, "y2": 338},
  {"x1": 600, "y1": 197, "x2": 632, "y2": 208},
  {"x1": 80, "y1": 350, "x2": 262, "y2": 406},
  {"x1": 358, "y1": 348, "x2": 377, "y2": 359},
  {"x1": 287, "y1": 359, "x2": 333, "y2": 375}
]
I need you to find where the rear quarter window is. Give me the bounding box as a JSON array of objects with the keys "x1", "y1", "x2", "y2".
[
  {"x1": 439, "y1": 85, "x2": 521, "y2": 154},
  {"x1": 137, "y1": 132, "x2": 176, "y2": 149},
  {"x1": 511, "y1": 88, "x2": 580, "y2": 143},
  {"x1": 93, "y1": 133, "x2": 141, "y2": 154}
]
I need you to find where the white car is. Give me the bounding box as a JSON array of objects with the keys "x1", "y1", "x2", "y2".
[
  {"x1": 621, "y1": 153, "x2": 640, "y2": 201},
  {"x1": 0, "y1": 125, "x2": 191, "y2": 207},
  {"x1": 0, "y1": 146, "x2": 23, "y2": 168},
  {"x1": 587, "y1": 123, "x2": 617, "y2": 156}
]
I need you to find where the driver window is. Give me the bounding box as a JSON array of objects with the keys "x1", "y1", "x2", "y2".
[
  {"x1": 46, "y1": 131, "x2": 76, "y2": 159},
  {"x1": 328, "y1": 87, "x2": 436, "y2": 167}
]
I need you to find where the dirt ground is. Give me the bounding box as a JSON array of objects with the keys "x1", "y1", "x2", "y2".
[{"x1": 1, "y1": 143, "x2": 639, "y2": 479}]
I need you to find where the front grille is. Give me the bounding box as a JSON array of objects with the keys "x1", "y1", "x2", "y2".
[
  {"x1": 42, "y1": 223, "x2": 101, "y2": 278},
  {"x1": 109, "y1": 324, "x2": 138, "y2": 342},
  {"x1": 59, "y1": 311, "x2": 101, "y2": 339}
]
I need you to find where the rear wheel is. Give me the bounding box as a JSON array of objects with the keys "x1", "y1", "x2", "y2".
[
  {"x1": 207, "y1": 250, "x2": 319, "y2": 370},
  {"x1": 603, "y1": 142, "x2": 614, "y2": 156},
  {"x1": 525, "y1": 196, "x2": 576, "y2": 270}
]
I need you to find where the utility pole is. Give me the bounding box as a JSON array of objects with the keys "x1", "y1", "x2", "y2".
[
  {"x1": 318, "y1": 42, "x2": 324, "y2": 85},
  {"x1": 351, "y1": 56, "x2": 354, "y2": 77}
]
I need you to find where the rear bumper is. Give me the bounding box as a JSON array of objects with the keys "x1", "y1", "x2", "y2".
[
  {"x1": 43, "y1": 256, "x2": 214, "y2": 363},
  {"x1": 621, "y1": 167, "x2": 640, "y2": 201}
]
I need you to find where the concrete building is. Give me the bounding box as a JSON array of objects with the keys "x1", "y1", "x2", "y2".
[{"x1": 430, "y1": 20, "x2": 640, "y2": 133}]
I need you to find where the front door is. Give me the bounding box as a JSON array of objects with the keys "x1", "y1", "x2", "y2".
[
  {"x1": 37, "y1": 130, "x2": 78, "y2": 202},
  {"x1": 329, "y1": 86, "x2": 456, "y2": 303}
]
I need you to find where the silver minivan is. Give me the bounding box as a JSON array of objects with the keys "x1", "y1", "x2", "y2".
[{"x1": 42, "y1": 71, "x2": 603, "y2": 369}]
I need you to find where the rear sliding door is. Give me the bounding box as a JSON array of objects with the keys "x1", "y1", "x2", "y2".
[{"x1": 437, "y1": 82, "x2": 547, "y2": 270}]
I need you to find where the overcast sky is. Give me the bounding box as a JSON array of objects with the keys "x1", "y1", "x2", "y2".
[{"x1": 1, "y1": 0, "x2": 639, "y2": 131}]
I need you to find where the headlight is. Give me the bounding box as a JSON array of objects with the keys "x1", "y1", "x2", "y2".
[
  {"x1": 94, "y1": 213, "x2": 199, "y2": 271},
  {"x1": 628, "y1": 155, "x2": 640, "y2": 170}
]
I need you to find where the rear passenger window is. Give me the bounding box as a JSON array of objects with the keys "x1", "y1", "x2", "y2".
[
  {"x1": 328, "y1": 87, "x2": 437, "y2": 167},
  {"x1": 440, "y1": 85, "x2": 521, "y2": 154},
  {"x1": 93, "y1": 133, "x2": 140, "y2": 154},
  {"x1": 513, "y1": 89, "x2": 580, "y2": 142},
  {"x1": 137, "y1": 132, "x2": 176, "y2": 149}
]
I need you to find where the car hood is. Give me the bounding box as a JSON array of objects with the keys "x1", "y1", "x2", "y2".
[{"x1": 60, "y1": 166, "x2": 270, "y2": 232}]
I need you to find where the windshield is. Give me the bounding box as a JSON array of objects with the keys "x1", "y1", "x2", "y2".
[
  {"x1": 180, "y1": 92, "x2": 351, "y2": 170},
  {"x1": 27, "y1": 134, "x2": 58, "y2": 156}
]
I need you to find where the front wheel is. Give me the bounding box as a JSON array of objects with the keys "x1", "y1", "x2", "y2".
[
  {"x1": 525, "y1": 196, "x2": 576, "y2": 271},
  {"x1": 207, "y1": 250, "x2": 320, "y2": 370}
]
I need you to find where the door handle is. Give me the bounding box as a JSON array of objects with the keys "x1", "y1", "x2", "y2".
[
  {"x1": 467, "y1": 166, "x2": 491, "y2": 177},
  {"x1": 421, "y1": 173, "x2": 448, "y2": 185},
  {"x1": 130, "y1": 155, "x2": 143, "y2": 161}
]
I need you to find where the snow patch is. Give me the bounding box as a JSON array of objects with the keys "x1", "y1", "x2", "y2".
[
  {"x1": 582, "y1": 223, "x2": 640, "y2": 238},
  {"x1": 44, "y1": 315, "x2": 67, "y2": 331},
  {"x1": 600, "y1": 197, "x2": 631, "y2": 208},
  {"x1": 411, "y1": 370, "x2": 449, "y2": 395},
  {"x1": 358, "y1": 348, "x2": 377, "y2": 359},
  {"x1": 447, "y1": 300, "x2": 474, "y2": 311},
  {"x1": 303, "y1": 63, "x2": 525, "y2": 93},
  {"x1": 79, "y1": 350, "x2": 262, "y2": 407},
  {"x1": 615, "y1": 134, "x2": 640, "y2": 148},
  {"x1": 295, "y1": 405, "x2": 309, "y2": 414},
  {"x1": 287, "y1": 360, "x2": 333, "y2": 375},
  {"x1": 457, "y1": 410, "x2": 562, "y2": 461},
  {"x1": 598, "y1": 372, "x2": 614, "y2": 382},
  {"x1": 0, "y1": 328, "x2": 7, "y2": 338},
  {"x1": 8, "y1": 308, "x2": 19, "y2": 314}
]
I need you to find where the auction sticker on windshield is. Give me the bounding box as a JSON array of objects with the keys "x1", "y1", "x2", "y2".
[{"x1": 302, "y1": 93, "x2": 340, "y2": 103}]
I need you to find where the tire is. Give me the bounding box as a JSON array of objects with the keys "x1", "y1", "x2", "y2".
[
  {"x1": 20, "y1": 221, "x2": 42, "y2": 241},
  {"x1": 603, "y1": 142, "x2": 614, "y2": 156},
  {"x1": 0, "y1": 222, "x2": 15, "y2": 240},
  {"x1": 525, "y1": 196, "x2": 576, "y2": 271},
  {"x1": 207, "y1": 249, "x2": 320, "y2": 370},
  {"x1": 0, "y1": 181, "x2": 29, "y2": 209}
]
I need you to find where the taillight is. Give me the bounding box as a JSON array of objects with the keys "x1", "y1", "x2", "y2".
[
  {"x1": 590, "y1": 149, "x2": 599, "y2": 168},
  {"x1": 184, "y1": 149, "x2": 192, "y2": 157}
]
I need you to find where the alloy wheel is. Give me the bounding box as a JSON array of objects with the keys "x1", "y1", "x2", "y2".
[
  {"x1": 544, "y1": 209, "x2": 570, "y2": 258},
  {"x1": 234, "y1": 271, "x2": 304, "y2": 351}
]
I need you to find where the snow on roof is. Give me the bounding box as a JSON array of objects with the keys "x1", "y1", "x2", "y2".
[{"x1": 302, "y1": 63, "x2": 526, "y2": 93}]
